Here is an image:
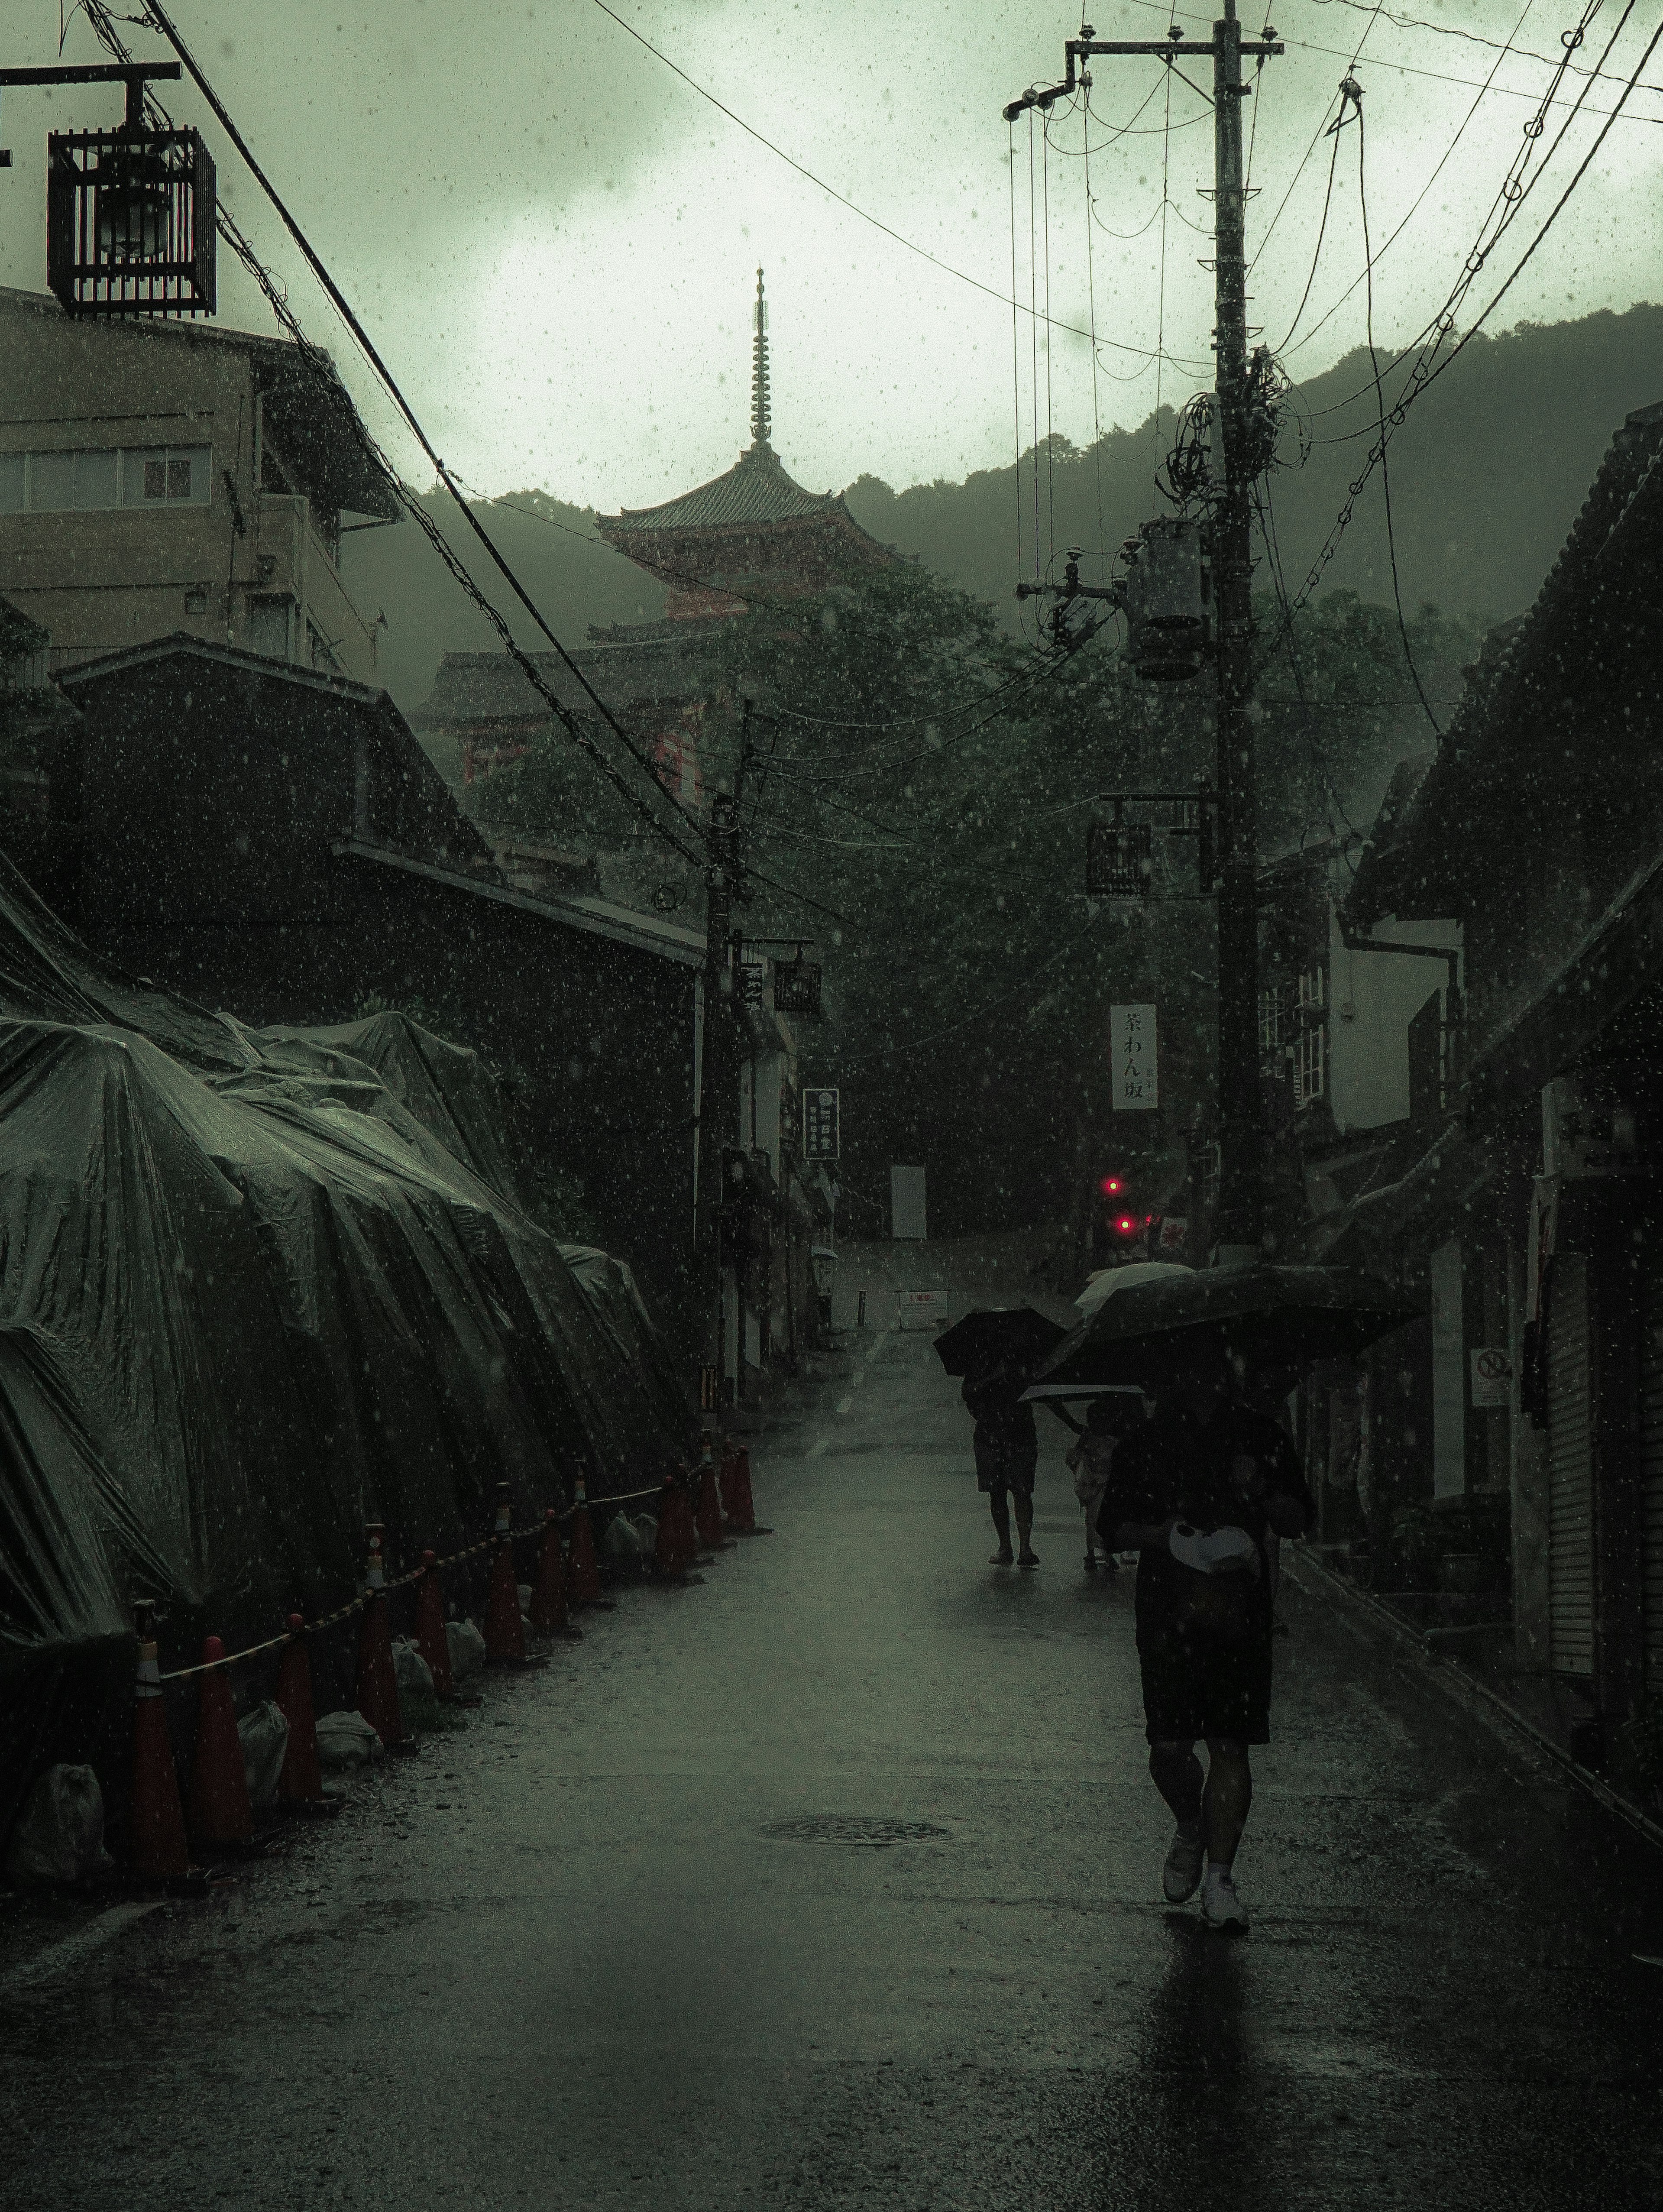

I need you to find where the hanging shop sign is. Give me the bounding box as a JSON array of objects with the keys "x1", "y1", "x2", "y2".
[
  {"x1": 1087, "y1": 816, "x2": 1154, "y2": 900},
  {"x1": 803, "y1": 1087, "x2": 841, "y2": 1160},
  {"x1": 738, "y1": 962, "x2": 767, "y2": 1007},
  {"x1": 774, "y1": 958, "x2": 823, "y2": 1017},
  {"x1": 1110, "y1": 1004, "x2": 1158, "y2": 1111}
]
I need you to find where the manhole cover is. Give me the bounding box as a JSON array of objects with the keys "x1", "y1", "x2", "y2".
[{"x1": 761, "y1": 1815, "x2": 951, "y2": 1848}]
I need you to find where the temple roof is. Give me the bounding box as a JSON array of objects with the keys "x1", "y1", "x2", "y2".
[{"x1": 599, "y1": 440, "x2": 847, "y2": 537}]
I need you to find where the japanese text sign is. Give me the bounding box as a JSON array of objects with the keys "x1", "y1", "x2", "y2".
[{"x1": 1110, "y1": 1003, "x2": 1158, "y2": 1112}]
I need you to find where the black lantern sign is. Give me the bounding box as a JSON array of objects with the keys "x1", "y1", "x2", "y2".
[
  {"x1": 1087, "y1": 813, "x2": 1154, "y2": 900},
  {"x1": 774, "y1": 957, "x2": 822, "y2": 1017},
  {"x1": 48, "y1": 124, "x2": 215, "y2": 317},
  {"x1": 20, "y1": 65, "x2": 217, "y2": 319}
]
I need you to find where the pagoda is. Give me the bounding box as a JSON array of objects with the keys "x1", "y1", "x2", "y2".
[
  {"x1": 412, "y1": 272, "x2": 889, "y2": 825},
  {"x1": 594, "y1": 269, "x2": 892, "y2": 620}
]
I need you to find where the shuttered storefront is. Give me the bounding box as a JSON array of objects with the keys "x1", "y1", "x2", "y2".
[
  {"x1": 1642, "y1": 1259, "x2": 1663, "y2": 1696},
  {"x1": 1547, "y1": 1253, "x2": 1596, "y2": 1680}
]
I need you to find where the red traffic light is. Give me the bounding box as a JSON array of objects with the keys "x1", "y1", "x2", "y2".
[
  {"x1": 1100, "y1": 1175, "x2": 1124, "y2": 1196},
  {"x1": 1114, "y1": 1214, "x2": 1139, "y2": 1237}
]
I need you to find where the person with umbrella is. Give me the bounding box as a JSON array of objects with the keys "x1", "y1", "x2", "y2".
[
  {"x1": 962, "y1": 1357, "x2": 1042, "y2": 1566},
  {"x1": 936, "y1": 1307, "x2": 1066, "y2": 1570},
  {"x1": 1030, "y1": 1263, "x2": 1416, "y2": 1928},
  {"x1": 1097, "y1": 1335, "x2": 1313, "y2": 1931}
]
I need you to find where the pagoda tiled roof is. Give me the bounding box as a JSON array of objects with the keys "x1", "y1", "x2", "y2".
[{"x1": 599, "y1": 441, "x2": 849, "y2": 536}]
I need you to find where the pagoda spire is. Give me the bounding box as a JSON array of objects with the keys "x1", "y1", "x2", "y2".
[{"x1": 749, "y1": 266, "x2": 772, "y2": 452}]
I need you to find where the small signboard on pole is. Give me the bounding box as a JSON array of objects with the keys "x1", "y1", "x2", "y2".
[
  {"x1": 1470, "y1": 1347, "x2": 1512, "y2": 1409},
  {"x1": 803, "y1": 1087, "x2": 841, "y2": 1160},
  {"x1": 1110, "y1": 1003, "x2": 1159, "y2": 1111}
]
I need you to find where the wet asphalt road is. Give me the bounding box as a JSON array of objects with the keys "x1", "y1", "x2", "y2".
[{"x1": 6, "y1": 1326, "x2": 1663, "y2": 2209}]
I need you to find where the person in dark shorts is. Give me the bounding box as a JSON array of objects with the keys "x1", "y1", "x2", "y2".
[
  {"x1": 1100, "y1": 1342, "x2": 1313, "y2": 1931},
  {"x1": 962, "y1": 1358, "x2": 1040, "y2": 1567}
]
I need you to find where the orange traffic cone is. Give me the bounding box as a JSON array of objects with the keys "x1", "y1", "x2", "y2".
[
  {"x1": 569, "y1": 1472, "x2": 602, "y2": 1605},
  {"x1": 721, "y1": 1440, "x2": 758, "y2": 1534},
  {"x1": 483, "y1": 1483, "x2": 527, "y2": 1665},
  {"x1": 530, "y1": 1508, "x2": 581, "y2": 1639},
  {"x1": 414, "y1": 1550, "x2": 454, "y2": 1699},
  {"x1": 275, "y1": 1616, "x2": 325, "y2": 1804},
  {"x1": 654, "y1": 1470, "x2": 690, "y2": 1579},
  {"x1": 129, "y1": 1614, "x2": 190, "y2": 1880},
  {"x1": 187, "y1": 1636, "x2": 254, "y2": 1848},
  {"x1": 695, "y1": 1439, "x2": 729, "y2": 1550},
  {"x1": 357, "y1": 1523, "x2": 412, "y2": 1749}
]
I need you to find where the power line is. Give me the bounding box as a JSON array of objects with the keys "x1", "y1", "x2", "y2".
[
  {"x1": 1357, "y1": 104, "x2": 1443, "y2": 738},
  {"x1": 1278, "y1": 0, "x2": 1537, "y2": 361},
  {"x1": 120, "y1": 1, "x2": 704, "y2": 865},
  {"x1": 1127, "y1": 0, "x2": 1663, "y2": 117},
  {"x1": 1259, "y1": 0, "x2": 1663, "y2": 662},
  {"x1": 1310, "y1": 0, "x2": 1663, "y2": 97},
  {"x1": 588, "y1": 0, "x2": 1176, "y2": 363}
]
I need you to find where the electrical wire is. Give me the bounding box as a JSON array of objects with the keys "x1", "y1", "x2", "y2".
[
  {"x1": 1273, "y1": 120, "x2": 1346, "y2": 352},
  {"x1": 1082, "y1": 89, "x2": 1107, "y2": 560},
  {"x1": 1029, "y1": 111, "x2": 1042, "y2": 586},
  {"x1": 1357, "y1": 104, "x2": 1443, "y2": 738},
  {"x1": 1153, "y1": 68, "x2": 1172, "y2": 498},
  {"x1": 829, "y1": 910, "x2": 1107, "y2": 1070},
  {"x1": 125, "y1": 1, "x2": 703, "y2": 865},
  {"x1": 1009, "y1": 117, "x2": 1026, "y2": 617},
  {"x1": 1256, "y1": 0, "x2": 1657, "y2": 655},
  {"x1": 1309, "y1": 0, "x2": 1663, "y2": 97},
  {"x1": 1124, "y1": 0, "x2": 1663, "y2": 117},
  {"x1": 1278, "y1": 0, "x2": 1537, "y2": 362},
  {"x1": 586, "y1": 0, "x2": 1180, "y2": 361},
  {"x1": 1043, "y1": 112, "x2": 1056, "y2": 577},
  {"x1": 1278, "y1": 0, "x2": 1637, "y2": 431}
]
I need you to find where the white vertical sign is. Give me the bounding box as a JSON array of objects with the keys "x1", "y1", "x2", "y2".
[
  {"x1": 1110, "y1": 1003, "x2": 1159, "y2": 1112},
  {"x1": 890, "y1": 1164, "x2": 927, "y2": 1240}
]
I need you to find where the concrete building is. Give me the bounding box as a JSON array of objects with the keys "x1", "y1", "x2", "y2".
[{"x1": 0, "y1": 285, "x2": 399, "y2": 684}]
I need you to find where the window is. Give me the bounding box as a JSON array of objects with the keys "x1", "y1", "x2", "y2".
[
  {"x1": 1293, "y1": 1020, "x2": 1327, "y2": 1107},
  {"x1": 0, "y1": 445, "x2": 211, "y2": 513},
  {"x1": 1259, "y1": 978, "x2": 1295, "y2": 1052}
]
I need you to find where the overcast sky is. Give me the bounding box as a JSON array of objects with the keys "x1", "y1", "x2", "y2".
[{"x1": 3, "y1": 1, "x2": 1659, "y2": 512}]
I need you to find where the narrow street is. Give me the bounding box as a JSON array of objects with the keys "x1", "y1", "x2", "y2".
[{"x1": 6, "y1": 1324, "x2": 1662, "y2": 2211}]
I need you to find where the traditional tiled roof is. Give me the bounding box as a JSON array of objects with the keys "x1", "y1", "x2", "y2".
[
  {"x1": 1347, "y1": 397, "x2": 1663, "y2": 927},
  {"x1": 409, "y1": 633, "x2": 719, "y2": 730},
  {"x1": 598, "y1": 441, "x2": 847, "y2": 536}
]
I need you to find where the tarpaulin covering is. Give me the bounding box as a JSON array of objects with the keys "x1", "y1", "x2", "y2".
[
  {"x1": 560, "y1": 1246, "x2": 699, "y2": 1465},
  {"x1": 0, "y1": 856, "x2": 692, "y2": 1841}
]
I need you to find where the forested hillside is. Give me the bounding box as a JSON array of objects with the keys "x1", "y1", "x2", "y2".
[{"x1": 345, "y1": 305, "x2": 1663, "y2": 715}]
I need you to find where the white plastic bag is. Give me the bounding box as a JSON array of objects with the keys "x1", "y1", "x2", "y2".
[
  {"x1": 445, "y1": 1617, "x2": 486, "y2": 1683},
  {"x1": 391, "y1": 1637, "x2": 434, "y2": 1695},
  {"x1": 238, "y1": 1700, "x2": 290, "y2": 1809},
  {"x1": 3, "y1": 1764, "x2": 113, "y2": 1886},
  {"x1": 602, "y1": 1512, "x2": 642, "y2": 1569},
  {"x1": 314, "y1": 1708, "x2": 383, "y2": 1772}
]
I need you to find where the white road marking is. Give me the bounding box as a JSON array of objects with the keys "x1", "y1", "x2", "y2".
[
  {"x1": 0, "y1": 1901, "x2": 163, "y2": 1996},
  {"x1": 806, "y1": 1435, "x2": 829, "y2": 1457},
  {"x1": 835, "y1": 1395, "x2": 854, "y2": 1415}
]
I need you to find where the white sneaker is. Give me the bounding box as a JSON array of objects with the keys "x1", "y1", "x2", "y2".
[
  {"x1": 1162, "y1": 1823, "x2": 1205, "y2": 1903},
  {"x1": 1201, "y1": 1865, "x2": 1249, "y2": 1931}
]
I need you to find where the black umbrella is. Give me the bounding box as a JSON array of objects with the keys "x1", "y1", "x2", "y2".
[
  {"x1": 933, "y1": 1305, "x2": 1068, "y2": 1379},
  {"x1": 1032, "y1": 1264, "x2": 1421, "y2": 1389}
]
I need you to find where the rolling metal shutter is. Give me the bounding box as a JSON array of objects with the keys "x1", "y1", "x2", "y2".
[
  {"x1": 1547, "y1": 1254, "x2": 1595, "y2": 1680},
  {"x1": 1642, "y1": 1260, "x2": 1663, "y2": 1695}
]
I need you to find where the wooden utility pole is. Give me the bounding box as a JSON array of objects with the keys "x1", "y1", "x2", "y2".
[
  {"x1": 1007, "y1": 7, "x2": 1283, "y2": 1265},
  {"x1": 694, "y1": 711, "x2": 751, "y2": 1408}
]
